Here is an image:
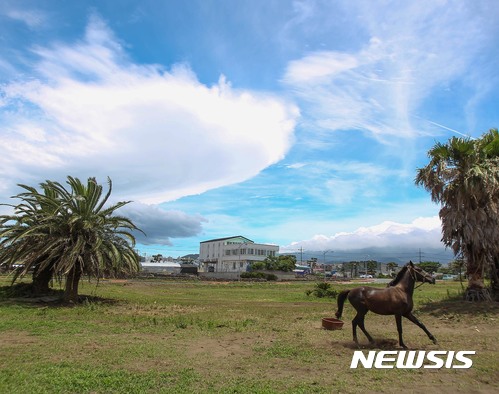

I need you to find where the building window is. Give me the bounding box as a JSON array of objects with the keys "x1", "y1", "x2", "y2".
[{"x1": 225, "y1": 250, "x2": 230, "y2": 256}]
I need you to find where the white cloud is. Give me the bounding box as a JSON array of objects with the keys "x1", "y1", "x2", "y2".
[
  {"x1": 282, "y1": 216, "x2": 443, "y2": 252},
  {"x1": 284, "y1": 52, "x2": 358, "y2": 84},
  {"x1": 283, "y1": 2, "x2": 492, "y2": 141},
  {"x1": 4, "y1": 9, "x2": 47, "y2": 29},
  {"x1": 0, "y1": 16, "x2": 299, "y2": 204}
]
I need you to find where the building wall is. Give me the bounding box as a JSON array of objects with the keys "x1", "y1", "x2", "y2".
[{"x1": 199, "y1": 237, "x2": 279, "y2": 273}]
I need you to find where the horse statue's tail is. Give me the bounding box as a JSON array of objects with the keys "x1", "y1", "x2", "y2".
[{"x1": 335, "y1": 290, "x2": 350, "y2": 319}]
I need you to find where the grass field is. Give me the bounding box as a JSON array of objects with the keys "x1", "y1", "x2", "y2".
[{"x1": 0, "y1": 276, "x2": 497, "y2": 393}]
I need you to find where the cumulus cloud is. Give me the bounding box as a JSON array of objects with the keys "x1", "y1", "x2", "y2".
[
  {"x1": 0, "y1": 15, "x2": 299, "y2": 204},
  {"x1": 282, "y1": 216, "x2": 443, "y2": 252}
]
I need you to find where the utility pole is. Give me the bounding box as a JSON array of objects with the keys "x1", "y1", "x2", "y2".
[
  {"x1": 323, "y1": 250, "x2": 329, "y2": 266},
  {"x1": 323, "y1": 250, "x2": 332, "y2": 281}
]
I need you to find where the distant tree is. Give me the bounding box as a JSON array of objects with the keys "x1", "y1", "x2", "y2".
[
  {"x1": 437, "y1": 266, "x2": 453, "y2": 275},
  {"x1": 0, "y1": 177, "x2": 142, "y2": 303},
  {"x1": 416, "y1": 128, "x2": 499, "y2": 300},
  {"x1": 386, "y1": 262, "x2": 398, "y2": 276},
  {"x1": 276, "y1": 255, "x2": 296, "y2": 272},
  {"x1": 449, "y1": 259, "x2": 466, "y2": 279},
  {"x1": 417, "y1": 261, "x2": 441, "y2": 274},
  {"x1": 250, "y1": 261, "x2": 265, "y2": 271},
  {"x1": 255, "y1": 255, "x2": 296, "y2": 272},
  {"x1": 152, "y1": 254, "x2": 163, "y2": 263},
  {"x1": 263, "y1": 256, "x2": 279, "y2": 270},
  {"x1": 339, "y1": 263, "x2": 348, "y2": 277},
  {"x1": 344, "y1": 262, "x2": 359, "y2": 277},
  {"x1": 366, "y1": 260, "x2": 378, "y2": 275}
]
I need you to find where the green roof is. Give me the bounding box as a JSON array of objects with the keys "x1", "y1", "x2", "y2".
[{"x1": 200, "y1": 236, "x2": 254, "y2": 244}]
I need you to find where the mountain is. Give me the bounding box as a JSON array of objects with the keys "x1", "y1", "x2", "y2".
[
  {"x1": 282, "y1": 247, "x2": 455, "y2": 266},
  {"x1": 181, "y1": 254, "x2": 200, "y2": 261}
]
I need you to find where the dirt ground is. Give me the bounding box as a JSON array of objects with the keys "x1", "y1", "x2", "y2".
[{"x1": 183, "y1": 298, "x2": 498, "y2": 393}]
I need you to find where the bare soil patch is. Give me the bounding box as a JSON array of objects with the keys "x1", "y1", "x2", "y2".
[{"x1": 0, "y1": 330, "x2": 40, "y2": 347}]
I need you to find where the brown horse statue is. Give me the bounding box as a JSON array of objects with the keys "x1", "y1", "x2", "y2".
[{"x1": 335, "y1": 261, "x2": 437, "y2": 349}]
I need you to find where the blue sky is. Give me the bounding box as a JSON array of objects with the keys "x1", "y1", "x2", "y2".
[{"x1": 1, "y1": 0, "x2": 498, "y2": 261}]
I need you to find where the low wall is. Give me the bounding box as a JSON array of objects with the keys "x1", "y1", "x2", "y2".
[{"x1": 199, "y1": 272, "x2": 240, "y2": 281}]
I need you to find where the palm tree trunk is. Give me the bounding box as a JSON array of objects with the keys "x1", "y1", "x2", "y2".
[
  {"x1": 490, "y1": 257, "x2": 499, "y2": 301},
  {"x1": 465, "y1": 252, "x2": 492, "y2": 301},
  {"x1": 32, "y1": 266, "x2": 53, "y2": 294},
  {"x1": 64, "y1": 265, "x2": 82, "y2": 303}
]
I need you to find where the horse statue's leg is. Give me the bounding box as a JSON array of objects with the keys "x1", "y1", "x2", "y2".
[
  {"x1": 352, "y1": 311, "x2": 374, "y2": 346},
  {"x1": 395, "y1": 315, "x2": 407, "y2": 349},
  {"x1": 352, "y1": 313, "x2": 360, "y2": 346},
  {"x1": 403, "y1": 312, "x2": 438, "y2": 345}
]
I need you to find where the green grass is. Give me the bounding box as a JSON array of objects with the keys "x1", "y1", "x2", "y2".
[{"x1": 0, "y1": 276, "x2": 497, "y2": 393}]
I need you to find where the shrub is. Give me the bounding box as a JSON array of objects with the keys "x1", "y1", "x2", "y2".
[
  {"x1": 240, "y1": 272, "x2": 277, "y2": 281},
  {"x1": 306, "y1": 282, "x2": 338, "y2": 298}
]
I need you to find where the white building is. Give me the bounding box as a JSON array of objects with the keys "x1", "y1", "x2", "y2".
[{"x1": 199, "y1": 236, "x2": 279, "y2": 273}]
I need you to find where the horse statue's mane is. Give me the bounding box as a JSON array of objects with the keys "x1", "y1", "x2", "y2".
[{"x1": 387, "y1": 264, "x2": 409, "y2": 287}]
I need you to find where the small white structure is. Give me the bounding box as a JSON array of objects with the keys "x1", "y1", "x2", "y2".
[
  {"x1": 141, "y1": 262, "x2": 181, "y2": 274},
  {"x1": 199, "y1": 236, "x2": 279, "y2": 273}
]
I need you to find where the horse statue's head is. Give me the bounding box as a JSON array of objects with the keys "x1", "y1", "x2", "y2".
[
  {"x1": 407, "y1": 261, "x2": 435, "y2": 284},
  {"x1": 388, "y1": 261, "x2": 435, "y2": 287}
]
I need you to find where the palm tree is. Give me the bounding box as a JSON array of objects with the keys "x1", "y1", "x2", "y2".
[
  {"x1": 0, "y1": 176, "x2": 142, "y2": 303},
  {"x1": 0, "y1": 183, "x2": 63, "y2": 293},
  {"x1": 415, "y1": 129, "x2": 499, "y2": 300}
]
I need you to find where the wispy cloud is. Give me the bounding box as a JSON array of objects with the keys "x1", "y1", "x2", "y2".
[
  {"x1": 283, "y1": 1, "x2": 494, "y2": 141},
  {"x1": 271, "y1": 1, "x2": 499, "y2": 254},
  {"x1": 4, "y1": 8, "x2": 47, "y2": 29},
  {"x1": 284, "y1": 160, "x2": 404, "y2": 205}
]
